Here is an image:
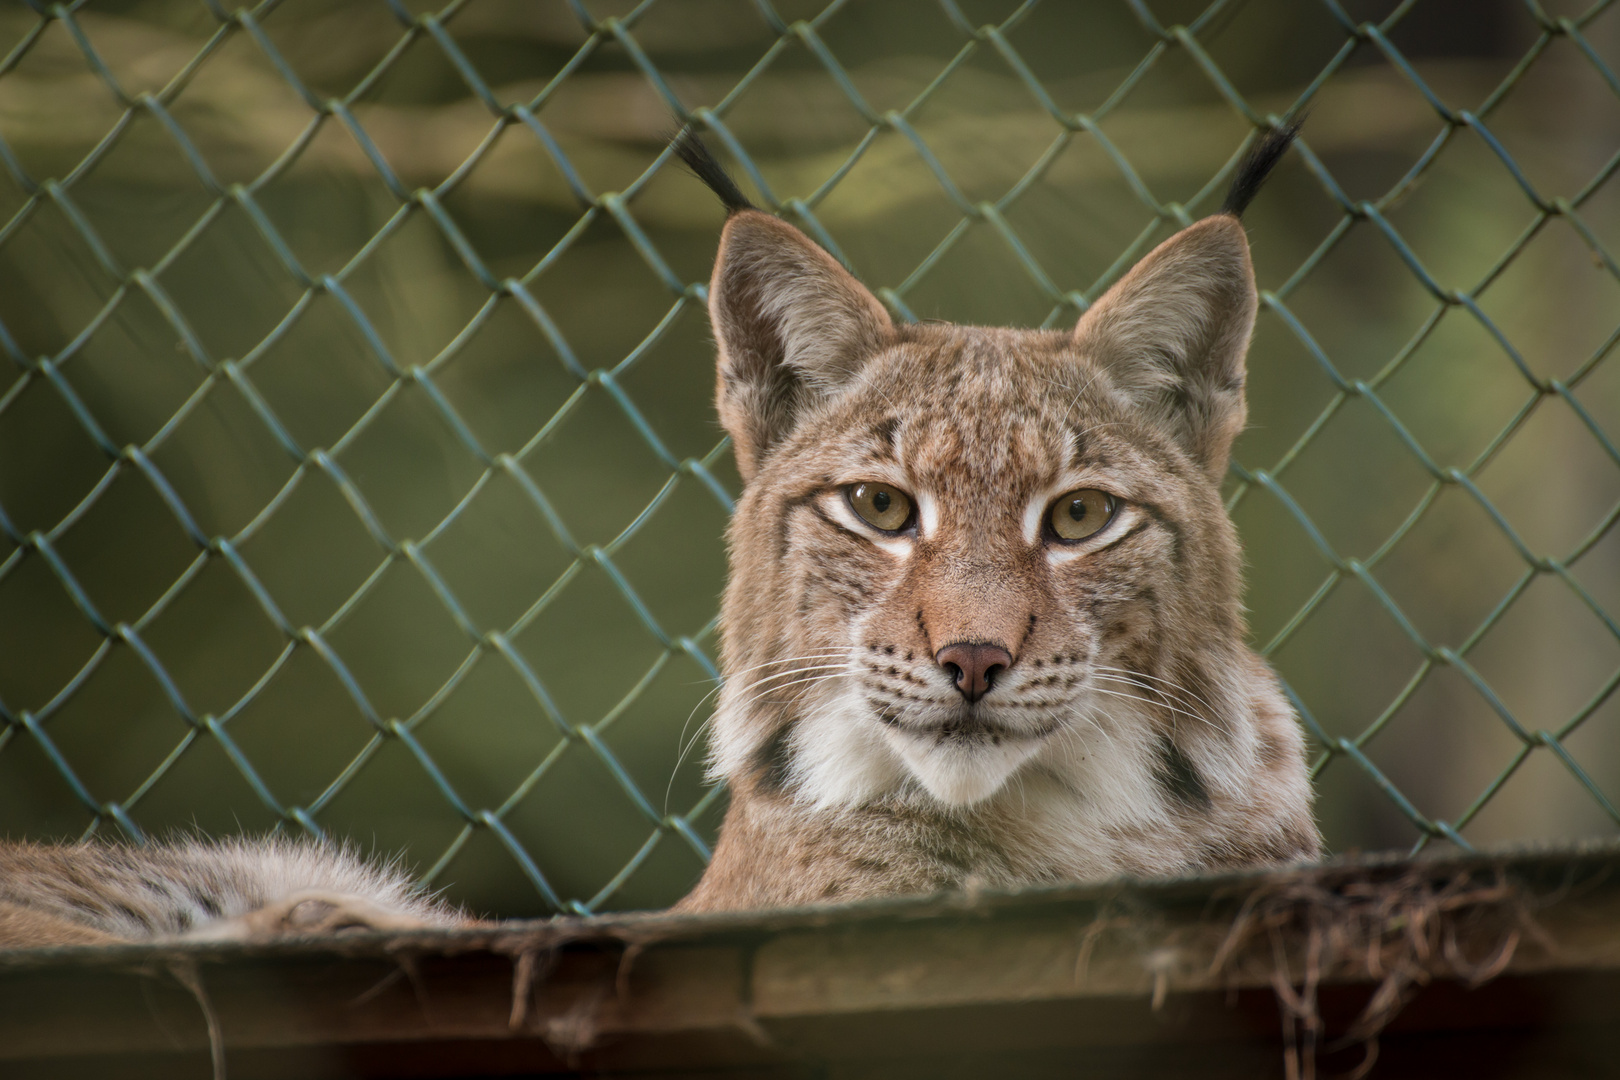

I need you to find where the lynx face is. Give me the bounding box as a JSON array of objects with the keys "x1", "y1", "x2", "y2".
[
  {"x1": 724, "y1": 322, "x2": 1247, "y2": 811},
  {"x1": 677, "y1": 130, "x2": 1318, "y2": 911}
]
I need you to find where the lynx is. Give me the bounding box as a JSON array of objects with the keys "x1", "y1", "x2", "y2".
[
  {"x1": 673, "y1": 124, "x2": 1319, "y2": 912},
  {"x1": 0, "y1": 128, "x2": 1317, "y2": 946}
]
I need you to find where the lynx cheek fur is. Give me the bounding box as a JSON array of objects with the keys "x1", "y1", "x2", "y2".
[{"x1": 675, "y1": 126, "x2": 1319, "y2": 913}]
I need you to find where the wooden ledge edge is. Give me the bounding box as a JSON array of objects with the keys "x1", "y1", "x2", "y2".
[{"x1": 0, "y1": 840, "x2": 1616, "y2": 1070}]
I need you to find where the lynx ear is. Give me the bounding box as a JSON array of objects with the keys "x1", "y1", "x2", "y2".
[
  {"x1": 1072, "y1": 216, "x2": 1257, "y2": 477},
  {"x1": 708, "y1": 211, "x2": 893, "y2": 483}
]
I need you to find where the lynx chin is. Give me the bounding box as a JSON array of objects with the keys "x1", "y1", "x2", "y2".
[{"x1": 673, "y1": 123, "x2": 1320, "y2": 913}]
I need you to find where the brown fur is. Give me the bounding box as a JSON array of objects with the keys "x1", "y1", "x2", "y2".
[{"x1": 679, "y1": 201, "x2": 1319, "y2": 913}]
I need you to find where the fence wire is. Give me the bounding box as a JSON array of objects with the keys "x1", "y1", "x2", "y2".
[{"x1": 0, "y1": 0, "x2": 1616, "y2": 915}]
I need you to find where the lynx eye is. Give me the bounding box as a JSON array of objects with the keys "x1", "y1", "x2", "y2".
[
  {"x1": 1048, "y1": 489, "x2": 1116, "y2": 542},
  {"x1": 847, "y1": 482, "x2": 914, "y2": 533}
]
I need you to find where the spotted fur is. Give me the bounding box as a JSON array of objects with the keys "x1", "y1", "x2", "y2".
[{"x1": 677, "y1": 130, "x2": 1319, "y2": 912}]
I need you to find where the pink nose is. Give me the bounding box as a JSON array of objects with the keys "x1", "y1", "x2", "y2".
[{"x1": 935, "y1": 642, "x2": 1013, "y2": 703}]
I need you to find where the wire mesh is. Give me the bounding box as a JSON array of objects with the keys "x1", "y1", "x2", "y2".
[{"x1": 0, "y1": 0, "x2": 1616, "y2": 915}]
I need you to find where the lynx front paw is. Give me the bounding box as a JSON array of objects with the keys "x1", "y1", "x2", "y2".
[{"x1": 184, "y1": 890, "x2": 446, "y2": 941}]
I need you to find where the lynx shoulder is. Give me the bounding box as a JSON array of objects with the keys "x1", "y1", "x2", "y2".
[{"x1": 675, "y1": 125, "x2": 1320, "y2": 912}]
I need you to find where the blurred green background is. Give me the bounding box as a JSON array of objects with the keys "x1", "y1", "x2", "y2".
[{"x1": 0, "y1": 0, "x2": 1616, "y2": 918}]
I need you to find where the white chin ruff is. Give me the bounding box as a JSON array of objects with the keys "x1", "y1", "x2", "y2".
[{"x1": 887, "y1": 729, "x2": 1044, "y2": 807}]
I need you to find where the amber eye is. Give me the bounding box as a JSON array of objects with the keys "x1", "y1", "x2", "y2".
[
  {"x1": 847, "y1": 482, "x2": 914, "y2": 533},
  {"x1": 1048, "y1": 489, "x2": 1116, "y2": 542}
]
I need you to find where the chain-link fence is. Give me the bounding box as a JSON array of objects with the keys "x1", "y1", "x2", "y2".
[{"x1": 0, "y1": 0, "x2": 1615, "y2": 918}]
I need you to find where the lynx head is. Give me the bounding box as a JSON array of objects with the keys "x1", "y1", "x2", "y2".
[{"x1": 681, "y1": 128, "x2": 1303, "y2": 819}]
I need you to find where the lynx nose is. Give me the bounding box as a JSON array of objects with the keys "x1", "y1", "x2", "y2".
[{"x1": 935, "y1": 642, "x2": 1013, "y2": 703}]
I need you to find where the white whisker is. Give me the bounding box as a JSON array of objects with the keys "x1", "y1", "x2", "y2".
[
  {"x1": 1095, "y1": 665, "x2": 1223, "y2": 721},
  {"x1": 665, "y1": 714, "x2": 716, "y2": 814},
  {"x1": 747, "y1": 670, "x2": 852, "y2": 706},
  {"x1": 1087, "y1": 682, "x2": 1221, "y2": 736},
  {"x1": 722, "y1": 651, "x2": 852, "y2": 683},
  {"x1": 666, "y1": 652, "x2": 854, "y2": 813},
  {"x1": 1092, "y1": 672, "x2": 1202, "y2": 715},
  {"x1": 1091, "y1": 672, "x2": 1229, "y2": 736},
  {"x1": 1075, "y1": 702, "x2": 1121, "y2": 754},
  {"x1": 732, "y1": 662, "x2": 852, "y2": 697}
]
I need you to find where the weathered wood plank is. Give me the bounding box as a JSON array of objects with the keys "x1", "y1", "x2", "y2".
[{"x1": 0, "y1": 844, "x2": 1616, "y2": 1078}]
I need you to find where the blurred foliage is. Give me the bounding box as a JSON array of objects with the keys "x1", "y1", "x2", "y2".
[{"x1": 0, "y1": 0, "x2": 1616, "y2": 917}]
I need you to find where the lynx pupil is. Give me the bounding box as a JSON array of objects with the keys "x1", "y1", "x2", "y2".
[
  {"x1": 873, "y1": 490, "x2": 891, "y2": 513},
  {"x1": 1067, "y1": 498, "x2": 1086, "y2": 521}
]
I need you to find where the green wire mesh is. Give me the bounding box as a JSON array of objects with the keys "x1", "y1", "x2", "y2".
[{"x1": 0, "y1": 0, "x2": 1616, "y2": 916}]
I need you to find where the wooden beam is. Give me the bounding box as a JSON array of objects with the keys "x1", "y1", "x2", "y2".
[{"x1": 1, "y1": 844, "x2": 1617, "y2": 1078}]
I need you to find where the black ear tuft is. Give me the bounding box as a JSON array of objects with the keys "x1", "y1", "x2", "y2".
[
  {"x1": 1220, "y1": 118, "x2": 1303, "y2": 218},
  {"x1": 673, "y1": 128, "x2": 755, "y2": 214}
]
